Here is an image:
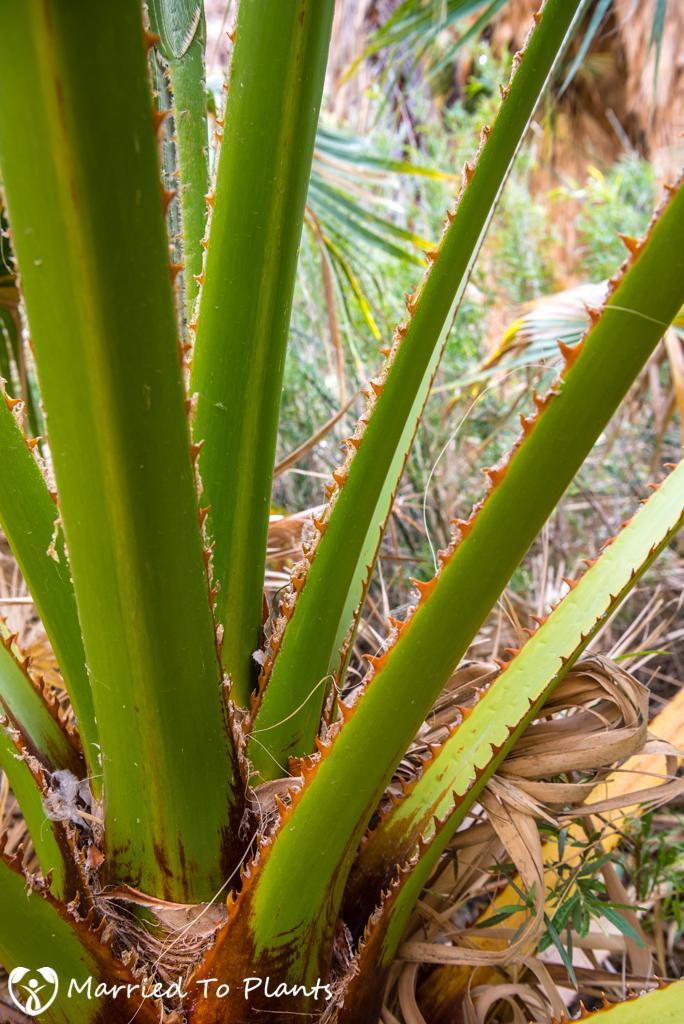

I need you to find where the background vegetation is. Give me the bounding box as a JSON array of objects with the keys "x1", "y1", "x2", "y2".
[{"x1": 0, "y1": 1, "x2": 682, "y2": 1020}]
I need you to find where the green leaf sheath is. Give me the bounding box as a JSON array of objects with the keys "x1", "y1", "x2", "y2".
[
  {"x1": 248, "y1": 0, "x2": 589, "y2": 780},
  {"x1": 339, "y1": 461, "x2": 684, "y2": 1015},
  {"x1": 0, "y1": 634, "x2": 81, "y2": 777},
  {"x1": 190, "y1": 0, "x2": 335, "y2": 706},
  {"x1": 169, "y1": 22, "x2": 209, "y2": 319},
  {"x1": 148, "y1": 0, "x2": 209, "y2": 318},
  {"x1": 0, "y1": 1, "x2": 241, "y2": 902},
  {"x1": 0, "y1": 296, "x2": 45, "y2": 438},
  {"x1": 0, "y1": 331, "x2": 10, "y2": 385},
  {"x1": 0, "y1": 395, "x2": 97, "y2": 771},
  {"x1": 0, "y1": 630, "x2": 84, "y2": 899},
  {"x1": 0, "y1": 855, "x2": 159, "y2": 1024},
  {"x1": 0, "y1": 725, "x2": 75, "y2": 899},
  {"x1": 194, "y1": 179, "x2": 684, "y2": 1005}
]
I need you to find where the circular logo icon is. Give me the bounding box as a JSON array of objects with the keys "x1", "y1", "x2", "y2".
[{"x1": 8, "y1": 967, "x2": 59, "y2": 1017}]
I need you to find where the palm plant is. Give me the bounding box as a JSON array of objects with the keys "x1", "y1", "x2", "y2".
[{"x1": 0, "y1": 1, "x2": 682, "y2": 1022}]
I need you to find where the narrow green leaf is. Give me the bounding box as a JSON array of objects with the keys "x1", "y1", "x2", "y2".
[
  {"x1": 427, "y1": 0, "x2": 509, "y2": 81},
  {"x1": 308, "y1": 177, "x2": 430, "y2": 262},
  {"x1": 648, "y1": 0, "x2": 668, "y2": 89},
  {"x1": 249, "y1": 0, "x2": 591, "y2": 780},
  {"x1": 596, "y1": 903, "x2": 645, "y2": 946},
  {"x1": 315, "y1": 126, "x2": 457, "y2": 181},
  {"x1": 559, "y1": 0, "x2": 612, "y2": 96},
  {"x1": 0, "y1": 390, "x2": 97, "y2": 773},
  {"x1": 474, "y1": 904, "x2": 526, "y2": 928},
  {"x1": 352, "y1": 0, "x2": 495, "y2": 71},
  {"x1": 558, "y1": 826, "x2": 567, "y2": 861},
  {"x1": 0, "y1": 0, "x2": 241, "y2": 902},
  {"x1": 325, "y1": 236, "x2": 382, "y2": 339},
  {"x1": 544, "y1": 912, "x2": 578, "y2": 988},
  {"x1": 190, "y1": 0, "x2": 335, "y2": 706}
]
